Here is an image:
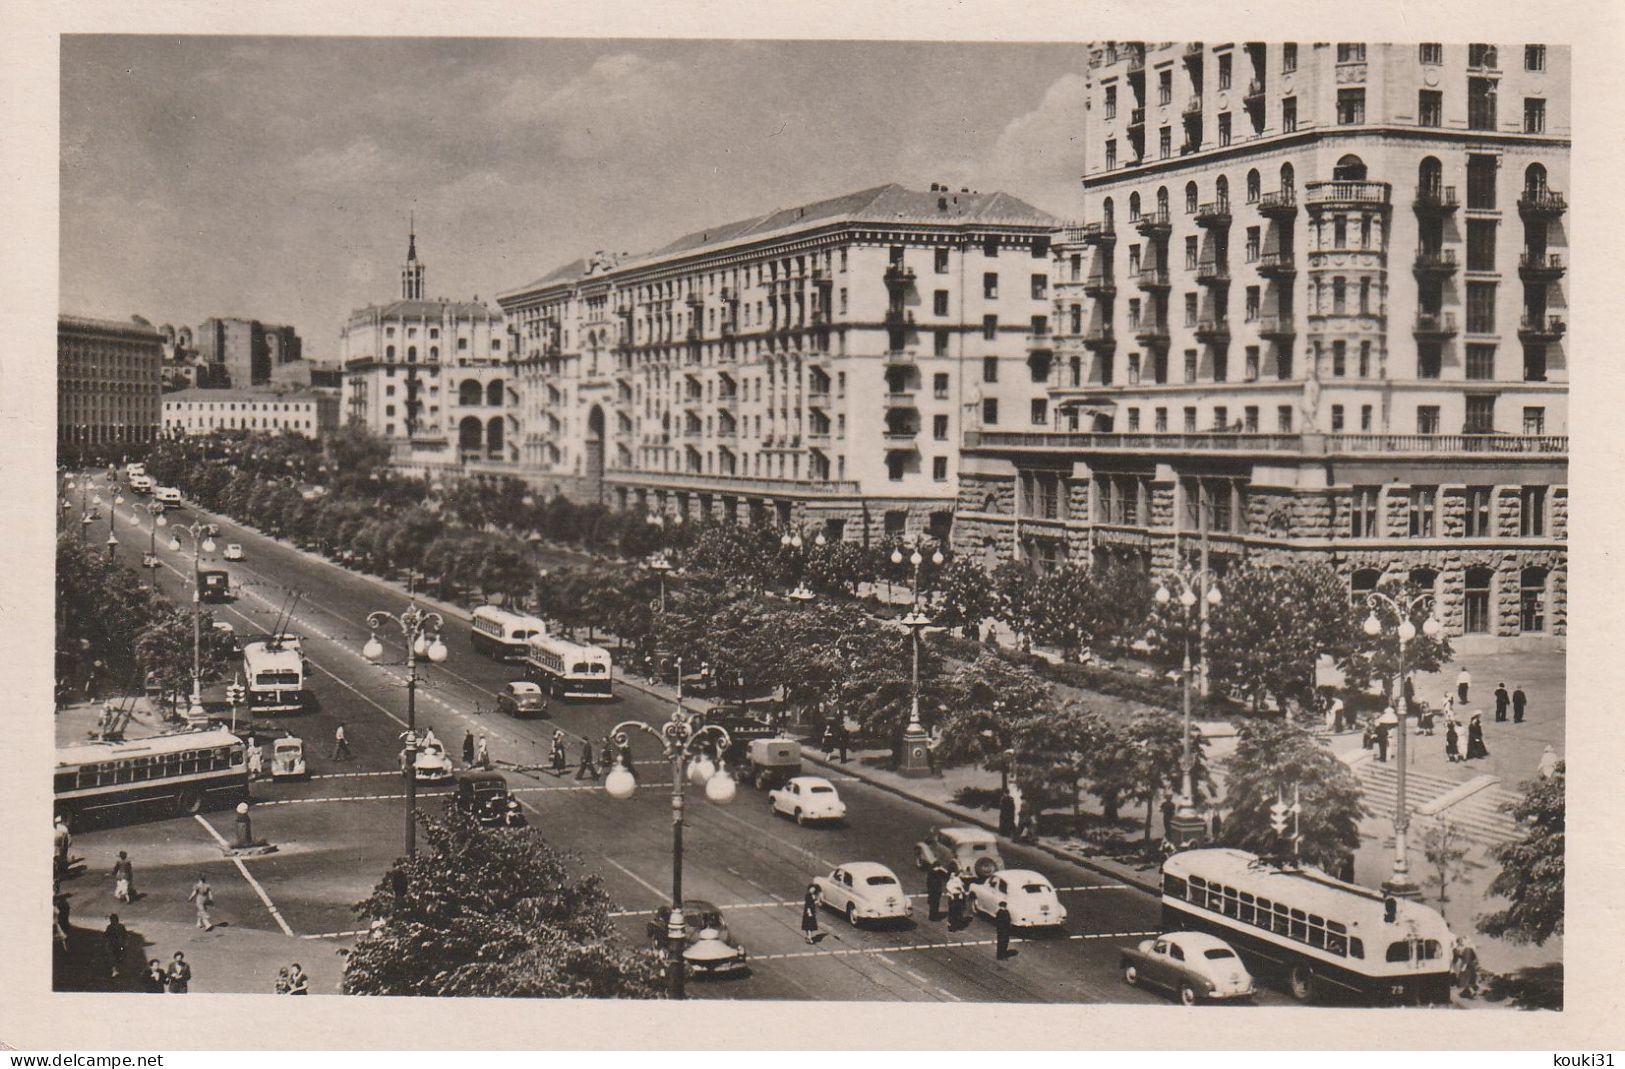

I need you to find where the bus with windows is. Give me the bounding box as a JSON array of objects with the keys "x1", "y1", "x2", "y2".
[
  {"x1": 55, "y1": 728, "x2": 248, "y2": 825},
  {"x1": 470, "y1": 605, "x2": 547, "y2": 662},
  {"x1": 1159, "y1": 848, "x2": 1454, "y2": 1006},
  {"x1": 524, "y1": 634, "x2": 613, "y2": 698},
  {"x1": 241, "y1": 638, "x2": 307, "y2": 714}
]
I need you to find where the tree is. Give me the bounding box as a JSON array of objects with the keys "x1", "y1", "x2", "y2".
[
  {"x1": 931, "y1": 555, "x2": 995, "y2": 639},
  {"x1": 1479, "y1": 765, "x2": 1564, "y2": 946},
  {"x1": 990, "y1": 560, "x2": 1036, "y2": 645},
  {"x1": 1121, "y1": 708, "x2": 1210, "y2": 844},
  {"x1": 1025, "y1": 562, "x2": 1096, "y2": 661},
  {"x1": 1339, "y1": 577, "x2": 1454, "y2": 699},
  {"x1": 935, "y1": 653, "x2": 1055, "y2": 778},
  {"x1": 342, "y1": 810, "x2": 663, "y2": 997},
  {"x1": 1205, "y1": 564, "x2": 1352, "y2": 716},
  {"x1": 1012, "y1": 702, "x2": 1122, "y2": 822},
  {"x1": 1076, "y1": 556, "x2": 1153, "y2": 656},
  {"x1": 1219, "y1": 718, "x2": 1365, "y2": 869},
  {"x1": 1418, "y1": 820, "x2": 1472, "y2": 908}
]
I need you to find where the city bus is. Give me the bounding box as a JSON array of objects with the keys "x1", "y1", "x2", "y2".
[
  {"x1": 241, "y1": 638, "x2": 307, "y2": 714},
  {"x1": 470, "y1": 605, "x2": 547, "y2": 662},
  {"x1": 524, "y1": 634, "x2": 613, "y2": 698},
  {"x1": 1159, "y1": 848, "x2": 1454, "y2": 1005},
  {"x1": 55, "y1": 728, "x2": 248, "y2": 825}
]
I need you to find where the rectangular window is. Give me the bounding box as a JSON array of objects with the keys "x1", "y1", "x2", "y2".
[
  {"x1": 1466, "y1": 344, "x2": 1496, "y2": 380},
  {"x1": 1420, "y1": 43, "x2": 1443, "y2": 65},
  {"x1": 1334, "y1": 217, "x2": 1348, "y2": 249},
  {"x1": 1332, "y1": 277, "x2": 1347, "y2": 313},
  {"x1": 1468, "y1": 77, "x2": 1498, "y2": 131},
  {"x1": 1127, "y1": 408, "x2": 1141, "y2": 431},
  {"x1": 1244, "y1": 405, "x2": 1258, "y2": 432},
  {"x1": 1330, "y1": 404, "x2": 1345, "y2": 431},
  {"x1": 1213, "y1": 405, "x2": 1228, "y2": 430},
  {"x1": 1105, "y1": 84, "x2": 1117, "y2": 118},
  {"x1": 1185, "y1": 236, "x2": 1199, "y2": 269},
  {"x1": 983, "y1": 272, "x2": 999, "y2": 299},
  {"x1": 1419, "y1": 90, "x2": 1443, "y2": 127},
  {"x1": 1031, "y1": 274, "x2": 1048, "y2": 299},
  {"x1": 1155, "y1": 407, "x2": 1168, "y2": 432},
  {"x1": 1105, "y1": 139, "x2": 1117, "y2": 170},
  {"x1": 1282, "y1": 43, "x2": 1297, "y2": 73},
  {"x1": 933, "y1": 414, "x2": 949, "y2": 440},
  {"x1": 1245, "y1": 226, "x2": 1260, "y2": 261},
  {"x1": 1466, "y1": 282, "x2": 1497, "y2": 334},
  {"x1": 1336, "y1": 43, "x2": 1366, "y2": 63},
  {"x1": 1465, "y1": 486, "x2": 1493, "y2": 537},
  {"x1": 934, "y1": 247, "x2": 950, "y2": 273},
  {"x1": 1282, "y1": 96, "x2": 1297, "y2": 133},
  {"x1": 1351, "y1": 486, "x2": 1380, "y2": 537},
  {"x1": 1332, "y1": 341, "x2": 1346, "y2": 376},
  {"x1": 1465, "y1": 570, "x2": 1492, "y2": 633},
  {"x1": 1417, "y1": 405, "x2": 1441, "y2": 434},
  {"x1": 932, "y1": 456, "x2": 948, "y2": 482},
  {"x1": 1524, "y1": 97, "x2": 1546, "y2": 134},
  {"x1": 1158, "y1": 68, "x2": 1173, "y2": 106},
  {"x1": 1218, "y1": 113, "x2": 1232, "y2": 146},
  {"x1": 1520, "y1": 486, "x2": 1547, "y2": 536},
  {"x1": 1466, "y1": 395, "x2": 1496, "y2": 433},
  {"x1": 1467, "y1": 154, "x2": 1497, "y2": 209},
  {"x1": 1468, "y1": 43, "x2": 1499, "y2": 69},
  {"x1": 982, "y1": 398, "x2": 998, "y2": 425},
  {"x1": 983, "y1": 314, "x2": 998, "y2": 341},
  {"x1": 982, "y1": 355, "x2": 999, "y2": 383},
  {"x1": 984, "y1": 237, "x2": 999, "y2": 257},
  {"x1": 1466, "y1": 219, "x2": 1498, "y2": 271},
  {"x1": 1159, "y1": 126, "x2": 1172, "y2": 159},
  {"x1": 934, "y1": 329, "x2": 950, "y2": 356},
  {"x1": 1218, "y1": 53, "x2": 1233, "y2": 89},
  {"x1": 1523, "y1": 406, "x2": 1546, "y2": 435},
  {"x1": 1525, "y1": 45, "x2": 1546, "y2": 72},
  {"x1": 1359, "y1": 277, "x2": 1371, "y2": 314},
  {"x1": 1031, "y1": 398, "x2": 1048, "y2": 425},
  {"x1": 1183, "y1": 407, "x2": 1197, "y2": 432},
  {"x1": 933, "y1": 372, "x2": 950, "y2": 399},
  {"x1": 1359, "y1": 341, "x2": 1371, "y2": 377},
  {"x1": 1409, "y1": 486, "x2": 1438, "y2": 537},
  {"x1": 1245, "y1": 345, "x2": 1260, "y2": 380},
  {"x1": 1277, "y1": 405, "x2": 1293, "y2": 432},
  {"x1": 1245, "y1": 287, "x2": 1260, "y2": 321},
  {"x1": 1184, "y1": 349, "x2": 1198, "y2": 382},
  {"x1": 933, "y1": 290, "x2": 949, "y2": 316},
  {"x1": 1361, "y1": 404, "x2": 1373, "y2": 431},
  {"x1": 1185, "y1": 293, "x2": 1198, "y2": 327},
  {"x1": 1337, "y1": 88, "x2": 1366, "y2": 125}
]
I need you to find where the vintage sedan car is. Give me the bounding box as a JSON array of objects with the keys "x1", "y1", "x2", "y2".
[
  {"x1": 223, "y1": 543, "x2": 245, "y2": 561},
  {"x1": 645, "y1": 899, "x2": 748, "y2": 977},
  {"x1": 495, "y1": 680, "x2": 549, "y2": 719},
  {"x1": 405, "y1": 739, "x2": 456, "y2": 783},
  {"x1": 914, "y1": 826, "x2": 1004, "y2": 880},
  {"x1": 768, "y1": 776, "x2": 847, "y2": 825},
  {"x1": 270, "y1": 736, "x2": 307, "y2": 780},
  {"x1": 969, "y1": 869, "x2": 1068, "y2": 929},
  {"x1": 812, "y1": 862, "x2": 913, "y2": 927},
  {"x1": 1121, "y1": 931, "x2": 1256, "y2": 1005},
  {"x1": 452, "y1": 770, "x2": 525, "y2": 827}
]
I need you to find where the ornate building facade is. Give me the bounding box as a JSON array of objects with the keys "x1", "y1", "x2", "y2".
[
  {"x1": 496, "y1": 184, "x2": 1057, "y2": 541},
  {"x1": 58, "y1": 313, "x2": 163, "y2": 450},
  {"x1": 956, "y1": 41, "x2": 1568, "y2": 646}
]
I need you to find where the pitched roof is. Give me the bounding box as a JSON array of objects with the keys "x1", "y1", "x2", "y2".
[{"x1": 501, "y1": 183, "x2": 1059, "y2": 300}]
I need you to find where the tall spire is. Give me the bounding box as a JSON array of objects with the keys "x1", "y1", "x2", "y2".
[
  {"x1": 407, "y1": 212, "x2": 417, "y2": 263},
  {"x1": 401, "y1": 213, "x2": 425, "y2": 300}
]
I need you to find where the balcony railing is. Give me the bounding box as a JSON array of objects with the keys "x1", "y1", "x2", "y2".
[
  {"x1": 1067, "y1": 221, "x2": 1117, "y2": 246},
  {"x1": 885, "y1": 391, "x2": 917, "y2": 407},
  {"x1": 1414, "y1": 185, "x2": 1460, "y2": 215},
  {"x1": 883, "y1": 429, "x2": 920, "y2": 445},
  {"x1": 1127, "y1": 106, "x2": 1146, "y2": 129},
  {"x1": 1518, "y1": 314, "x2": 1567, "y2": 339},
  {"x1": 1305, "y1": 180, "x2": 1392, "y2": 209},
  {"x1": 1135, "y1": 208, "x2": 1172, "y2": 236},
  {"x1": 1518, "y1": 252, "x2": 1566, "y2": 281},
  {"x1": 1083, "y1": 324, "x2": 1117, "y2": 349},
  {"x1": 1083, "y1": 274, "x2": 1117, "y2": 296},
  {"x1": 603, "y1": 469, "x2": 862, "y2": 496},
  {"x1": 1183, "y1": 96, "x2": 1204, "y2": 117},
  {"x1": 1025, "y1": 333, "x2": 1055, "y2": 350},
  {"x1": 1194, "y1": 318, "x2": 1231, "y2": 342},
  {"x1": 1258, "y1": 189, "x2": 1297, "y2": 217},
  {"x1": 1243, "y1": 78, "x2": 1266, "y2": 103},
  {"x1": 884, "y1": 348, "x2": 918, "y2": 363},
  {"x1": 963, "y1": 430, "x2": 1567, "y2": 457},
  {"x1": 1126, "y1": 48, "x2": 1146, "y2": 74},
  {"x1": 1412, "y1": 311, "x2": 1459, "y2": 336},
  {"x1": 1134, "y1": 321, "x2": 1171, "y2": 345},
  {"x1": 1517, "y1": 189, "x2": 1567, "y2": 217},
  {"x1": 1257, "y1": 314, "x2": 1296, "y2": 337},
  {"x1": 884, "y1": 264, "x2": 917, "y2": 288},
  {"x1": 1136, "y1": 266, "x2": 1171, "y2": 290},
  {"x1": 1320, "y1": 434, "x2": 1567, "y2": 456},
  {"x1": 1413, "y1": 248, "x2": 1459, "y2": 274},
  {"x1": 1194, "y1": 198, "x2": 1231, "y2": 226},
  {"x1": 1195, "y1": 259, "x2": 1230, "y2": 285},
  {"x1": 884, "y1": 308, "x2": 916, "y2": 326},
  {"x1": 1257, "y1": 251, "x2": 1296, "y2": 276}
]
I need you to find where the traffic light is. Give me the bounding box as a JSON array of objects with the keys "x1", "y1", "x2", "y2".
[{"x1": 1269, "y1": 799, "x2": 1290, "y2": 835}]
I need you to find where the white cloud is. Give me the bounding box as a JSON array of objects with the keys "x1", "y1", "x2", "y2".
[
  {"x1": 292, "y1": 138, "x2": 394, "y2": 185},
  {"x1": 985, "y1": 73, "x2": 1091, "y2": 216},
  {"x1": 496, "y1": 52, "x2": 686, "y2": 161}
]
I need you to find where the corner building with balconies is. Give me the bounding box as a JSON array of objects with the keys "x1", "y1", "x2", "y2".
[
  {"x1": 497, "y1": 184, "x2": 1057, "y2": 542},
  {"x1": 957, "y1": 41, "x2": 1568, "y2": 647}
]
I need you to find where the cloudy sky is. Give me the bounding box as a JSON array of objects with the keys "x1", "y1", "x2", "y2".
[{"x1": 61, "y1": 36, "x2": 1091, "y2": 353}]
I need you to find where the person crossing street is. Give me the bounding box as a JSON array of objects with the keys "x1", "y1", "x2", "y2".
[
  {"x1": 575, "y1": 740, "x2": 599, "y2": 780},
  {"x1": 926, "y1": 862, "x2": 947, "y2": 921},
  {"x1": 188, "y1": 873, "x2": 214, "y2": 931},
  {"x1": 995, "y1": 904, "x2": 1015, "y2": 961},
  {"x1": 331, "y1": 722, "x2": 352, "y2": 761}
]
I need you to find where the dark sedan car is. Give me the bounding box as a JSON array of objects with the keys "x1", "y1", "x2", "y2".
[
  {"x1": 645, "y1": 899, "x2": 749, "y2": 977},
  {"x1": 495, "y1": 680, "x2": 549, "y2": 719}
]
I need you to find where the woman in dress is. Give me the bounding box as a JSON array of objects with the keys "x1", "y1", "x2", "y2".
[
  {"x1": 1465, "y1": 713, "x2": 1490, "y2": 761},
  {"x1": 800, "y1": 884, "x2": 822, "y2": 944},
  {"x1": 1444, "y1": 717, "x2": 1461, "y2": 763}
]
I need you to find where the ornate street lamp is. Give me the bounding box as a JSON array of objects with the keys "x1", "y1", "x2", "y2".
[
  {"x1": 166, "y1": 520, "x2": 217, "y2": 723},
  {"x1": 648, "y1": 554, "x2": 673, "y2": 612},
  {"x1": 1362, "y1": 592, "x2": 1442, "y2": 900},
  {"x1": 604, "y1": 702, "x2": 735, "y2": 999},
  {"x1": 363, "y1": 600, "x2": 448, "y2": 857},
  {"x1": 891, "y1": 537, "x2": 943, "y2": 778},
  {"x1": 1154, "y1": 568, "x2": 1223, "y2": 847}
]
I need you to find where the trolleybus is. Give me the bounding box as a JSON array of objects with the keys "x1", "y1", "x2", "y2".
[
  {"x1": 524, "y1": 633, "x2": 613, "y2": 698},
  {"x1": 55, "y1": 728, "x2": 248, "y2": 825},
  {"x1": 242, "y1": 637, "x2": 307, "y2": 714},
  {"x1": 470, "y1": 605, "x2": 547, "y2": 662},
  {"x1": 1159, "y1": 848, "x2": 1454, "y2": 1005}
]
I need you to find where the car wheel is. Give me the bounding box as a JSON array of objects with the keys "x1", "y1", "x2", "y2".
[
  {"x1": 1288, "y1": 965, "x2": 1316, "y2": 1003},
  {"x1": 846, "y1": 903, "x2": 858, "y2": 927},
  {"x1": 1123, "y1": 964, "x2": 1139, "y2": 987},
  {"x1": 1179, "y1": 984, "x2": 1198, "y2": 1006}
]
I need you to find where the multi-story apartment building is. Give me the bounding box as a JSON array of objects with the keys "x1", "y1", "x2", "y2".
[
  {"x1": 162, "y1": 386, "x2": 340, "y2": 439},
  {"x1": 194, "y1": 316, "x2": 303, "y2": 388},
  {"x1": 339, "y1": 228, "x2": 512, "y2": 467},
  {"x1": 958, "y1": 42, "x2": 1568, "y2": 646},
  {"x1": 497, "y1": 184, "x2": 1057, "y2": 541},
  {"x1": 58, "y1": 313, "x2": 163, "y2": 451}
]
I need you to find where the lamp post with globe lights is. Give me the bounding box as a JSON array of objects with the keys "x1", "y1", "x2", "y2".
[
  {"x1": 363, "y1": 601, "x2": 448, "y2": 858},
  {"x1": 105, "y1": 488, "x2": 125, "y2": 559},
  {"x1": 648, "y1": 554, "x2": 673, "y2": 613},
  {"x1": 1361, "y1": 592, "x2": 1442, "y2": 901},
  {"x1": 1154, "y1": 568, "x2": 1222, "y2": 847},
  {"x1": 164, "y1": 520, "x2": 217, "y2": 723},
  {"x1": 892, "y1": 537, "x2": 943, "y2": 778},
  {"x1": 780, "y1": 527, "x2": 825, "y2": 601},
  {"x1": 604, "y1": 704, "x2": 735, "y2": 1000}
]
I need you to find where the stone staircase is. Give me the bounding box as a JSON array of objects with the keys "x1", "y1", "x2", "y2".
[{"x1": 1350, "y1": 756, "x2": 1522, "y2": 847}]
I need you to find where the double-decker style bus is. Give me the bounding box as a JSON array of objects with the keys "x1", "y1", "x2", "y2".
[
  {"x1": 470, "y1": 605, "x2": 547, "y2": 662},
  {"x1": 241, "y1": 637, "x2": 307, "y2": 714},
  {"x1": 524, "y1": 634, "x2": 613, "y2": 698},
  {"x1": 1160, "y1": 848, "x2": 1455, "y2": 1005},
  {"x1": 55, "y1": 728, "x2": 248, "y2": 824}
]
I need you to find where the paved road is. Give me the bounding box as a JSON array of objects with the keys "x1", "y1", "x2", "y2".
[{"x1": 80, "y1": 484, "x2": 1290, "y2": 1005}]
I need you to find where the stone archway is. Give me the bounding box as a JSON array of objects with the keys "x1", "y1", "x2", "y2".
[{"x1": 585, "y1": 404, "x2": 606, "y2": 503}]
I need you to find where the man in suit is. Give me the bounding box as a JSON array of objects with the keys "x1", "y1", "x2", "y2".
[
  {"x1": 1513, "y1": 685, "x2": 1528, "y2": 724},
  {"x1": 995, "y1": 905, "x2": 1015, "y2": 960},
  {"x1": 1493, "y1": 683, "x2": 1510, "y2": 723}
]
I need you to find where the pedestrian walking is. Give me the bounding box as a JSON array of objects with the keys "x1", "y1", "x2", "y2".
[
  {"x1": 1513, "y1": 685, "x2": 1528, "y2": 724},
  {"x1": 275, "y1": 966, "x2": 291, "y2": 994},
  {"x1": 166, "y1": 951, "x2": 192, "y2": 994},
  {"x1": 53, "y1": 815, "x2": 72, "y2": 878},
  {"x1": 246, "y1": 738, "x2": 264, "y2": 780},
  {"x1": 104, "y1": 913, "x2": 129, "y2": 979},
  {"x1": 112, "y1": 850, "x2": 136, "y2": 903},
  {"x1": 999, "y1": 792, "x2": 1017, "y2": 837},
  {"x1": 550, "y1": 730, "x2": 567, "y2": 774},
  {"x1": 331, "y1": 723, "x2": 352, "y2": 761},
  {"x1": 287, "y1": 963, "x2": 309, "y2": 995},
  {"x1": 800, "y1": 884, "x2": 824, "y2": 944},
  {"x1": 462, "y1": 731, "x2": 476, "y2": 766},
  {"x1": 926, "y1": 862, "x2": 947, "y2": 921},
  {"x1": 1452, "y1": 936, "x2": 1480, "y2": 999},
  {"x1": 188, "y1": 873, "x2": 214, "y2": 931},
  {"x1": 1324, "y1": 697, "x2": 1338, "y2": 734},
  {"x1": 1402, "y1": 676, "x2": 1416, "y2": 707},
  {"x1": 476, "y1": 735, "x2": 489, "y2": 769},
  {"x1": 1444, "y1": 718, "x2": 1462, "y2": 763},
  {"x1": 945, "y1": 872, "x2": 968, "y2": 930},
  {"x1": 1376, "y1": 706, "x2": 1398, "y2": 763},
  {"x1": 576, "y1": 740, "x2": 599, "y2": 780},
  {"x1": 1456, "y1": 666, "x2": 1472, "y2": 704},
  {"x1": 995, "y1": 904, "x2": 1015, "y2": 961},
  {"x1": 1440, "y1": 693, "x2": 1454, "y2": 721},
  {"x1": 1465, "y1": 713, "x2": 1490, "y2": 761},
  {"x1": 1493, "y1": 683, "x2": 1510, "y2": 723},
  {"x1": 1538, "y1": 745, "x2": 1559, "y2": 778},
  {"x1": 142, "y1": 959, "x2": 167, "y2": 993},
  {"x1": 1361, "y1": 717, "x2": 1375, "y2": 751},
  {"x1": 1160, "y1": 796, "x2": 1176, "y2": 839}
]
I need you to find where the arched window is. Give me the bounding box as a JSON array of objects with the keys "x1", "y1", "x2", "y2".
[
  {"x1": 1280, "y1": 162, "x2": 1295, "y2": 191},
  {"x1": 1333, "y1": 154, "x2": 1367, "y2": 181},
  {"x1": 1185, "y1": 181, "x2": 1199, "y2": 213},
  {"x1": 1246, "y1": 169, "x2": 1260, "y2": 203},
  {"x1": 1156, "y1": 187, "x2": 1170, "y2": 215},
  {"x1": 1519, "y1": 567, "x2": 1549, "y2": 632},
  {"x1": 459, "y1": 379, "x2": 482, "y2": 406},
  {"x1": 458, "y1": 416, "x2": 482, "y2": 449},
  {"x1": 429, "y1": 346, "x2": 438, "y2": 361},
  {"x1": 1215, "y1": 175, "x2": 1229, "y2": 204},
  {"x1": 486, "y1": 416, "x2": 504, "y2": 452},
  {"x1": 1103, "y1": 197, "x2": 1115, "y2": 226},
  {"x1": 1409, "y1": 568, "x2": 1440, "y2": 598},
  {"x1": 1350, "y1": 567, "x2": 1382, "y2": 607},
  {"x1": 486, "y1": 380, "x2": 503, "y2": 406},
  {"x1": 385, "y1": 345, "x2": 396, "y2": 361},
  {"x1": 1128, "y1": 192, "x2": 1141, "y2": 220},
  {"x1": 1524, "y1": 163, "x2": 1549, "y2": 194},
  {"x1": 1464, "y1": 566, "x2": 1495, "y2": 634},
  {"x1": 407, "y1": 346, "x2": 417, "y2": 363},
  {"x1": 1418, "y1": 157, "x2": 1443, "y2": 196}
]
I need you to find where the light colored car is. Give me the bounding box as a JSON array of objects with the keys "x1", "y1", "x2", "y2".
[
  {"x1": 813, "y1": 862, "x2": 913, "y2": 926},
  {"x1": 914, "y1": 826, "x2": 1005, "y2": 880},
  {"x1": 769, "y1": 775, "x2": 847, "y2": 824},
  {"x1": 270, "y1": 736, "x2": 307, "y2": 780},
  {"x1": 1121, "y1": 931, "x2": 1256, "y2": 1005},
  {"x1": 406, "y1": 739, "x2": 456, "y2": 783},
  {"x1": 969, "y1": 869, "x2": 1068, "y2": 929},
  {"x1": 223, "y1": 543, "x2": 245, "y2": 561}
]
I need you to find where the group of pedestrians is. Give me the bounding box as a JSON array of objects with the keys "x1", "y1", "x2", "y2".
[
  {"x1": 273, "y1": 963, "x2": 311, "y2": 994},
  {"x1": 460, "y1": 730, "x2": 490, "y2": 769},
  {"x1": 922, "y1": 863, "x2": 1018, "y2": 960}
]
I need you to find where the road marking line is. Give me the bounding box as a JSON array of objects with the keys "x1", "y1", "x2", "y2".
[
  {"x1": 605, "y1": 858, "x2": 667, "y2": 901},
  {"x1": 310, "y1": 771, "x2": 401, "y2": 780},
  {"x1": 755, "y1": 928, "x2": 1159, "y2": 962},
  {"x1": 193, "y1": 814, "x2": 296, "y2": 938},
  {"x1": 301, "y1": 929, "x2": 371, "y2": 940}
]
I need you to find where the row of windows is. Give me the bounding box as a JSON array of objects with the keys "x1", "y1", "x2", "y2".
[
  {"x1": 1350, "y1": 563, "x2": 1554, "y2": 634},
  {"x1": 1351, "y1": 485, "x2": 1552, "y2": 539},
  {"x1": 57, "y1": 746, "x2": 241, "y2": 791}
]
